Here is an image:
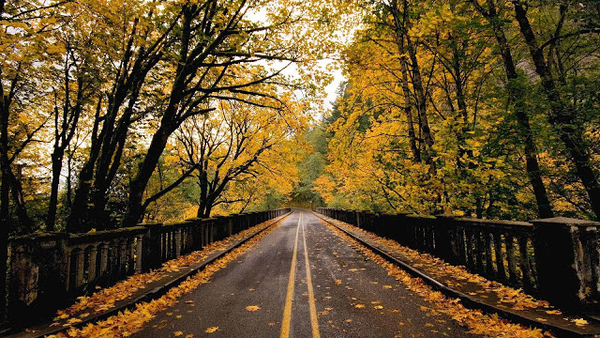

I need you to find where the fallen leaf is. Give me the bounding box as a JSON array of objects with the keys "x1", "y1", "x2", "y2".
[
  {"x1": 205, "y1": 326, "x2": 219, "y2": 333},
  {"x1": 573, "y1": 318, "x2": 589, "y2": 326},
  {"x1": 355, "y1": 304, "x2": 365, "y2": 309},
  {"x1": 246, "y1": 305, "x2": 260, "y2": 312},
  {"x1": 174, "y1": 331, "x2": 183, "y2": 337}
]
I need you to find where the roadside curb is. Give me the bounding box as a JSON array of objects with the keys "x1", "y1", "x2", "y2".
[
  {"x1": 313, "y1": 212, "x2": 600, "y2": 338},
  {"x1": 6, "y1": 212, "x2": 291, "y2": 338}
]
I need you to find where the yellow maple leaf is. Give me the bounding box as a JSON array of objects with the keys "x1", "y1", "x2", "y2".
[
  {"x1": 355, "y1": 304, "x2": 365, "y2": 309},
  {"x1": 174, "y1": 331, "x2": 184, "y2": 337},
  {"x1": 573, "y1": 318, "x2": 588, "y2": 326}
]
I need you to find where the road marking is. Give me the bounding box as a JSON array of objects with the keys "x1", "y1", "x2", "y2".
[
  {"x1": 280, "y1": 212, "x2": 301, "y2": 338},
  {"x1": 302, "y1": 215, "x2": 321, "y2": 338}
]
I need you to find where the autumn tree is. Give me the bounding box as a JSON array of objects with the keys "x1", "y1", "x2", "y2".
[
  {"x1": 469, "y1": 0, "x2": 554, "y2": 218},
  {"x1": 316, "y1": 0, "x2": 600, "y2": 221},
  {"x1": 510, "y1": 0, "x2": 600, "y2": 219},
  {"x1": 157, "y1": 97, "x2": 305, "y2": 218}
]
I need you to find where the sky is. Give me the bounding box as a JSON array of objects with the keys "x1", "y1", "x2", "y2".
[{"x1": 324, "y1": 65, "x2": 345, "y2": 111}]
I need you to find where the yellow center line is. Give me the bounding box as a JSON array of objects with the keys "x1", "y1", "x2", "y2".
[
  {"x1": 302, "y1": 214, "x2": 321, "y2": 338},
  {"x1": 280, "y1": 212, "x2": 301, "y2": 338}
]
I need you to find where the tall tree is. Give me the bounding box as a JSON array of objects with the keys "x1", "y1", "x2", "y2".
[
  {"x1": 470, "y1": 0, "x2": 553, "y2": 218},
  {"x1": 511, "y1": 0, "x2": 600, "y2": 219},
  {"x1": 171, "y1": 99, "x2": 303, "y2": 218}
]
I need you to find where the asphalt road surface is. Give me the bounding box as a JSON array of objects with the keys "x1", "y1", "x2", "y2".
[{"x1": 133, "y1": 210, "x2": 479, "y2": 338}]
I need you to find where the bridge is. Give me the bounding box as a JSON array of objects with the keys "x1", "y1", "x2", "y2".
[{"x1": 4, "y1": 209, "x2": 600, "y2": 337}]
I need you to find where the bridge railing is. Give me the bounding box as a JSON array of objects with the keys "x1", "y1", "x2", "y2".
[
  {"x1": 7, "y1": 208, "x2": 290, "y2": 324},
  {"x1": 316, "y1": 207, "x2": 600, "y2": 312}
]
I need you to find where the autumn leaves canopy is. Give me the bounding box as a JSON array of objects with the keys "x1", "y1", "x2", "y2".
[
  {"x1": 0, "y1": 0, "x2": 352, "y2": 234},
  {"x1": 316, "y1": 0, "x2": 600, "y2": 221}
]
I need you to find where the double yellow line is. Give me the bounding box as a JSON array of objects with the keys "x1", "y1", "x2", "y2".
[{"x1": 280, "y1": 212, "x2": 321, "y2": 338}]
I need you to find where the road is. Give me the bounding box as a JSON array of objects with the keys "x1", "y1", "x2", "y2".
[{"x1": 133, "y1": 210, "x2": 479, "y2": 338}]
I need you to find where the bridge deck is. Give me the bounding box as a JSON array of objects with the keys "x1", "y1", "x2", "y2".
[{"x1": 132, "y1": 210, "x2": 478, "y2": 338}]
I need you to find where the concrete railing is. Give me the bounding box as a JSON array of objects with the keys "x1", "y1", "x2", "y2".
[
  {"x1": 316, "y1": 207, "x2": 600, "y2": 312},
  {"x1": 6, "y1": 208, "x2": 290, "y2": 324}
]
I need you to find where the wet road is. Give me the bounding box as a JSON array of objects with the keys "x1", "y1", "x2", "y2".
[{"x1": 133, "y1": 210, "x2": 479, "y2": 338}]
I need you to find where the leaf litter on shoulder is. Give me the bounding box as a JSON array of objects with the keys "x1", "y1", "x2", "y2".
[
  {"x1": 323, "y1": 220, "x2": 555, "y2": 338},
  {"x1": 50, "y1": 222, "x2": 280, "y2": 338},
  {"x1": 53, "y1": 221, "x2": 274, "y2": 323}
]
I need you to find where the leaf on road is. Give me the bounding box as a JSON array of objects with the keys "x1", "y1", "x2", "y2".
[
  {"x1": 245, "y1": 305, "x2": 260, "y2": 312},
  {"x1": 355, "y1": 304, "x2": 365, "y2": 308},
  {"x1": 205, "y1": 326, "x2": 219, "y2": 333},
  {"x1": 174, "y1": 331, "x2": 183, "y2": 337}
]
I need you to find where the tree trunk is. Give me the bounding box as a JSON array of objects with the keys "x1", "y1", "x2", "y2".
[
  {"x1": 46, "y1": 150, "x2": 64, "y2": 231},
  {"x1": 406, "y1": 37, "x2": 436, "y2": 174},
  {"x1": 493, "y1": 24, "x2": 554, "y2": 218},
  {"x1": 122, "y1": 125, "x2": 173, "y2": 226},
  {"x1": 470, "y1": 0, "x2": 554, "y2": 218},
  {"x1": 8, "y1": 169, "x2": 32, "y2": 232},
  {"x1": 0, "y1": 103, "x2": 9, "y2": 322},
  {"x1": 513, "y1": 1, "x2": 600, "y2": 219},
  {"x1": 398, "y1": 42, "x2": 421, "y2": 162}
]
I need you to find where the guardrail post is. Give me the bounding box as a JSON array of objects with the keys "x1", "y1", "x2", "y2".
[
  {"x1": 227, "y1": 217, "x2": 234, "y2": 236},
  {"x1": 141, "y1": 223, "x2": 162, "y2": 271},
  {"x1": 88, "y1": 245, "x2": 98, "y2": 282},
  {"x1": 175, "y1": 229, "x2": 182, "y2": 257},
  {"x1": 135, "y1": 235, "x2": 143, "y2": 273},
  {"x1": 531, "y1": 217, "x2": 600, "y2": 310},
  {"x1": 434, "y1": 214, "x2": 459, "y2": 264}
]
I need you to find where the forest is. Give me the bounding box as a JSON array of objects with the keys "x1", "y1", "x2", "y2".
[
  {"x1": 313, "y1": 0, "x2": 600, "y2": 222},
  {"x1": 1, "y1": 0, "x2": 600, "y2": 294}
]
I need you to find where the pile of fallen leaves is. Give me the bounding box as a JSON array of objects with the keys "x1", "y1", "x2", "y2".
[
  {"x1": 322, "y1": 219, "x2": 555, "y2": 338},
  {"x1": 49, "y1": 219, "x2": 281, "y2": 338},
  {"x1": 53, "y1": 218, "x2": 278, "y2": 323}
]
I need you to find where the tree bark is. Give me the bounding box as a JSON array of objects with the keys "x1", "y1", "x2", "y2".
[
  {"x1": 46, "y1": 151, "x2": 64, "y2": 231},
  {"x1": 123, "y1": 124, "x2": 173, "y2": 225},
  {"x1": 0, "y1": 84, "x2": 9, "y2": 322}
]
